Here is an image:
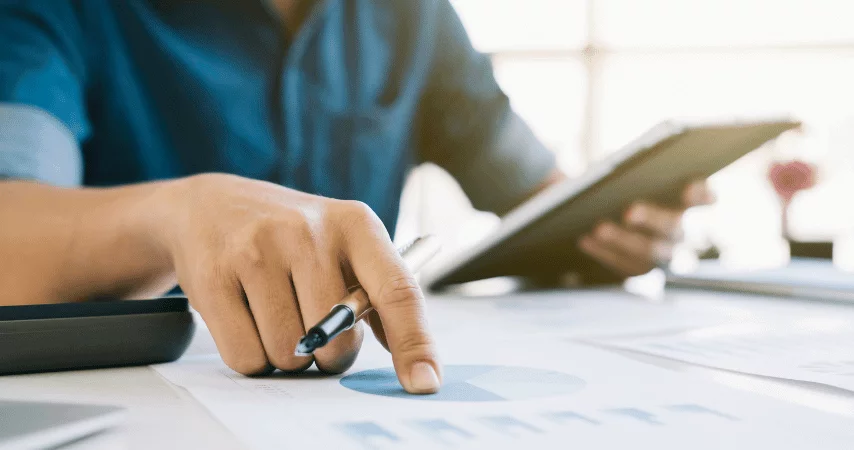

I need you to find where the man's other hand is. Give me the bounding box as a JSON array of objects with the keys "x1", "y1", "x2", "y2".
[{"x1": 578, "y1": 180, "x2": 714, "y2": 277}]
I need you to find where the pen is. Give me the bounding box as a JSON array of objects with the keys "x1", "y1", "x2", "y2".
[{"x1": 294, "y1": 235, "x2": 441, "y2": 356}]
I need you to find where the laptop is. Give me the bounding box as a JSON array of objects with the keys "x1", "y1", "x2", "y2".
[{"x1": 0, "y1": 401, "x2": 125, "y2": 450}]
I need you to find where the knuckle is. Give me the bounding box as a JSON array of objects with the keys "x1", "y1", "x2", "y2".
[
  {"x1": 191, "y1": 260, "x2": 234, "y2": 300},
  {"x1": 377, "y1": 274, "x2": 424, "y2": 309},
  {"x1": 288, "y1": 211, "x2": 321, "y2": 250},
  {"x1": 394, "y1": 333, "x2": 436, "y2": 360},
  {"x1": 342, "y1": 200, "x2": 374, "y2": 217},
  {"x1": 336, "y1": 200, "x2": 383, "y2": 230},
  {"x1": 251, "y1": 216, "x2": 290, "y2": 244},
  {"x1": 233, "y1": 244, "x2": 266, "y2": 269},
  {"x1": 229, "y1": 250, "x2": 264, "y2": 274},
  {"x1": 229, "y1": 213, "x2": 320, "y2": 269},
  {"x1": 223, "y1": 353, "x2": 271, "y2": 376},
  {"x1": 267, "y1": 351, "x2": 313, "y2": 373},
  {"x1": 228, "y1": 220, "x2": 277, "y2": 268},
  {"x1": 596, "y1": 223, "x2": 616, "y2": 241},
  {"x1": 315, "y1": 350, "x2": 359, "y2": 375},
  {"x1": 319, "y1": 202, "x2": 341, "y2": 227},
  {"x1": 315, "y1": 326, "x2": 364, "y2": 375}
]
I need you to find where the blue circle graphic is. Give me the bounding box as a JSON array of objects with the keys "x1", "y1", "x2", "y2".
[{"x1": 340, "y1": 365, "x2": 586, "y2": 402}]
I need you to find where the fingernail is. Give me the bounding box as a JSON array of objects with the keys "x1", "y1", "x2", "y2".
[
  {"x1": 628, "y1": 206, "x2": 645, "y2": 225},
  {"x1": 409, "y1": 362, "x2": 440, "y2": 394}
]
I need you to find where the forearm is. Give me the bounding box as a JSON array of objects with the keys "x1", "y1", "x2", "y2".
[{"x1": 0, "y1": 180, "x2": 175, "y2": 305}]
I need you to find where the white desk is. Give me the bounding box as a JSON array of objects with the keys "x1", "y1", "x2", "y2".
[
  {"x1": 3, "y1": 287, "x2": 854, "y2": 449},
  {"x1": 0, "y1": 365, "x2": 243, "y2": 449}
]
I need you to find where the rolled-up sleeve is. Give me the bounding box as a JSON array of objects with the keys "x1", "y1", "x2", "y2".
[
  {"x1": 415, "y1": 0, "x2": 556, "y2": 215},
  {"x1": 0, "y1": 1, "x2": 89, "y2": 186}
]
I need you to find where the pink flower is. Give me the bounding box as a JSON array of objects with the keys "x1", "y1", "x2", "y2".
[{"x1": 768, "y1": 160, "x2": 816, "y2": 203}]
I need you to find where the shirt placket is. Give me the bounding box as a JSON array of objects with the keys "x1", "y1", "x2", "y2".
[{"x1": 273, "y1": 0, "x2": 335, "y2": 188}]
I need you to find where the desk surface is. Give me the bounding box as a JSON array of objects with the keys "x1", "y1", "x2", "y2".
[
  {"x1": 3, "y1": 287, "x2": 854, "y2": 449},
  {"x1": 0, "y1": 365, "x2": 243, "y2": 449}
]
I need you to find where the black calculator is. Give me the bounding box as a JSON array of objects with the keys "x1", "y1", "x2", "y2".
[{"x1": 0, "y1": 297, "x2": 195, "y2": 375}]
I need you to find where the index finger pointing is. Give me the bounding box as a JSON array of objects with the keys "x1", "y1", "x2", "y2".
[{"x1": 337, "y1": 202, "x2": 442, "y2": 394}]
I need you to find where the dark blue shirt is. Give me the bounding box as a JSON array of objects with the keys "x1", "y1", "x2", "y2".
[{"x1": 0, "y1": 0, "x2": 555, "y2": 231}]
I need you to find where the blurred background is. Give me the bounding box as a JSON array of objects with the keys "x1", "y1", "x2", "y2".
[{"x1": 396, "y1": 0, "x2": 854, "y2": 273}]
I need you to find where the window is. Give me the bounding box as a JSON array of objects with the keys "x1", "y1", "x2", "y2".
[{"x1": 398, "y1": 0, "x2": 854, "y2": 270}]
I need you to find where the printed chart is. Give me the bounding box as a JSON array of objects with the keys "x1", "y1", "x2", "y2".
[{"x1": 340, "y1": 365, "x2": 586, "y2": 402}]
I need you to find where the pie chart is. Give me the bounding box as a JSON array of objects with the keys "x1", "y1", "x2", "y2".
[{"x1": 340, "y1": 365, "x2": 586, "y2": 402}]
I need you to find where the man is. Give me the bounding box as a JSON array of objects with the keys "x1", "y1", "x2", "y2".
[{"x1": 0, "y1": 0, "x2": 711, "y2": 394}]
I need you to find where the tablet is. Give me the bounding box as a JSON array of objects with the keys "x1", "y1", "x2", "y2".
[
  {"x1": 425, "y1": 116, "x2": 800, "y2": 290},
  {"x1": 0, "y1": 297, "x2": 195, "y2": 375}
]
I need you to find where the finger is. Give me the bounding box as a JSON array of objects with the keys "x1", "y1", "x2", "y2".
[
  {"x1": 624, "y1": 202, "x2": 684, "y2": 240},
  {"x1": 292, "y1": 246, "x2": 364, "y2": 374},
  {"x1": 591, "y1": 222, "x2": 670, "y2": 268},
  {"x1": 239, "y1": 259, "x2": 313, "y2": 373},
  {"x1": 579, "y1": 234, "x2": 651, "y2": 277},
  {"x1": 189, "y1": 270, "x2": 271, "y2": 376},
  {"x1": 339, "y1": 202, "x2": 441, "y2": 394},
  {"x1": 682, "y1": 180, "x2": 715, "y2": 207},
  {"x1": 366, "y1": 309, "x2": 390, "y2": 352}
]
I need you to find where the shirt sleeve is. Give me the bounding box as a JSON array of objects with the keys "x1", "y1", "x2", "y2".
[
  {"x1": 0, "y1": 1, "x2": 89, "y2": 186},
  {"x1": 415, "y1": 0, "x2": 557, "y2": 215}
]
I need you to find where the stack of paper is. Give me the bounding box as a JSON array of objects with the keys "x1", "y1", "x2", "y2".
[
  {"x1": 154, "y1": 318, "x2": 854, "y2": 449},
  {"x1": 587, "y1": 317, "x2": 854, "y2": 393}
]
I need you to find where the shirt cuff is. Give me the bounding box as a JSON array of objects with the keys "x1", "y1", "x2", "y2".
[
  {"x1": 457, "y1": 111, "x2": 557, "y2": 215},
  {"x1": 0, "y1": 103, "x2": 83, "y2": 187}
]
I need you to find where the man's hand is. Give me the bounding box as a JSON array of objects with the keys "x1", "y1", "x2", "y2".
[
  {"x1": 152, "y1": 174, "x2": 441, "y2": 393},
  {"x1": 578, "y1": 180, "x2": 714, "y2": 277}
]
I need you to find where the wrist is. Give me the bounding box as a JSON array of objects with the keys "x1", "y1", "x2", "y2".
[
  {"x1": 99, "y1": 180, "x2": 181, "y2": 296},
  {"x1": 34, "y1": 180, "x2": 182, "y2": 301},
  {"x1": 130, "y1": 178, "x2": 188, "y2": 269}
]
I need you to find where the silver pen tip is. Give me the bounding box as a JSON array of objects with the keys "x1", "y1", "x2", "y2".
[
  {"x1": 294, "y1": 341, "x2": 313, "y2": 357},
  {"x1": 294, "y1": 332, "x2": 324, "y2": 356}
]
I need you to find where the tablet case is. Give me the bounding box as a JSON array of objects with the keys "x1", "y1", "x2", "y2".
[{"x1": 0, "y1": 297, "x2": 195, "y2": 375}]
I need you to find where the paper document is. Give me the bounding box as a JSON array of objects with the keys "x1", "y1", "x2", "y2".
[
  {"x1": 154, "y1": 324, "x2": 854, "y2": 449},
  {"x1": 588, "y1": 317, "x2": 854, "y2": 393},
  {"x1": 426, "y1": 289, "x2": 734, "y2": 339},
  {"x1": 668, "y1": 258, "x2": 854, "y2": 302}
]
